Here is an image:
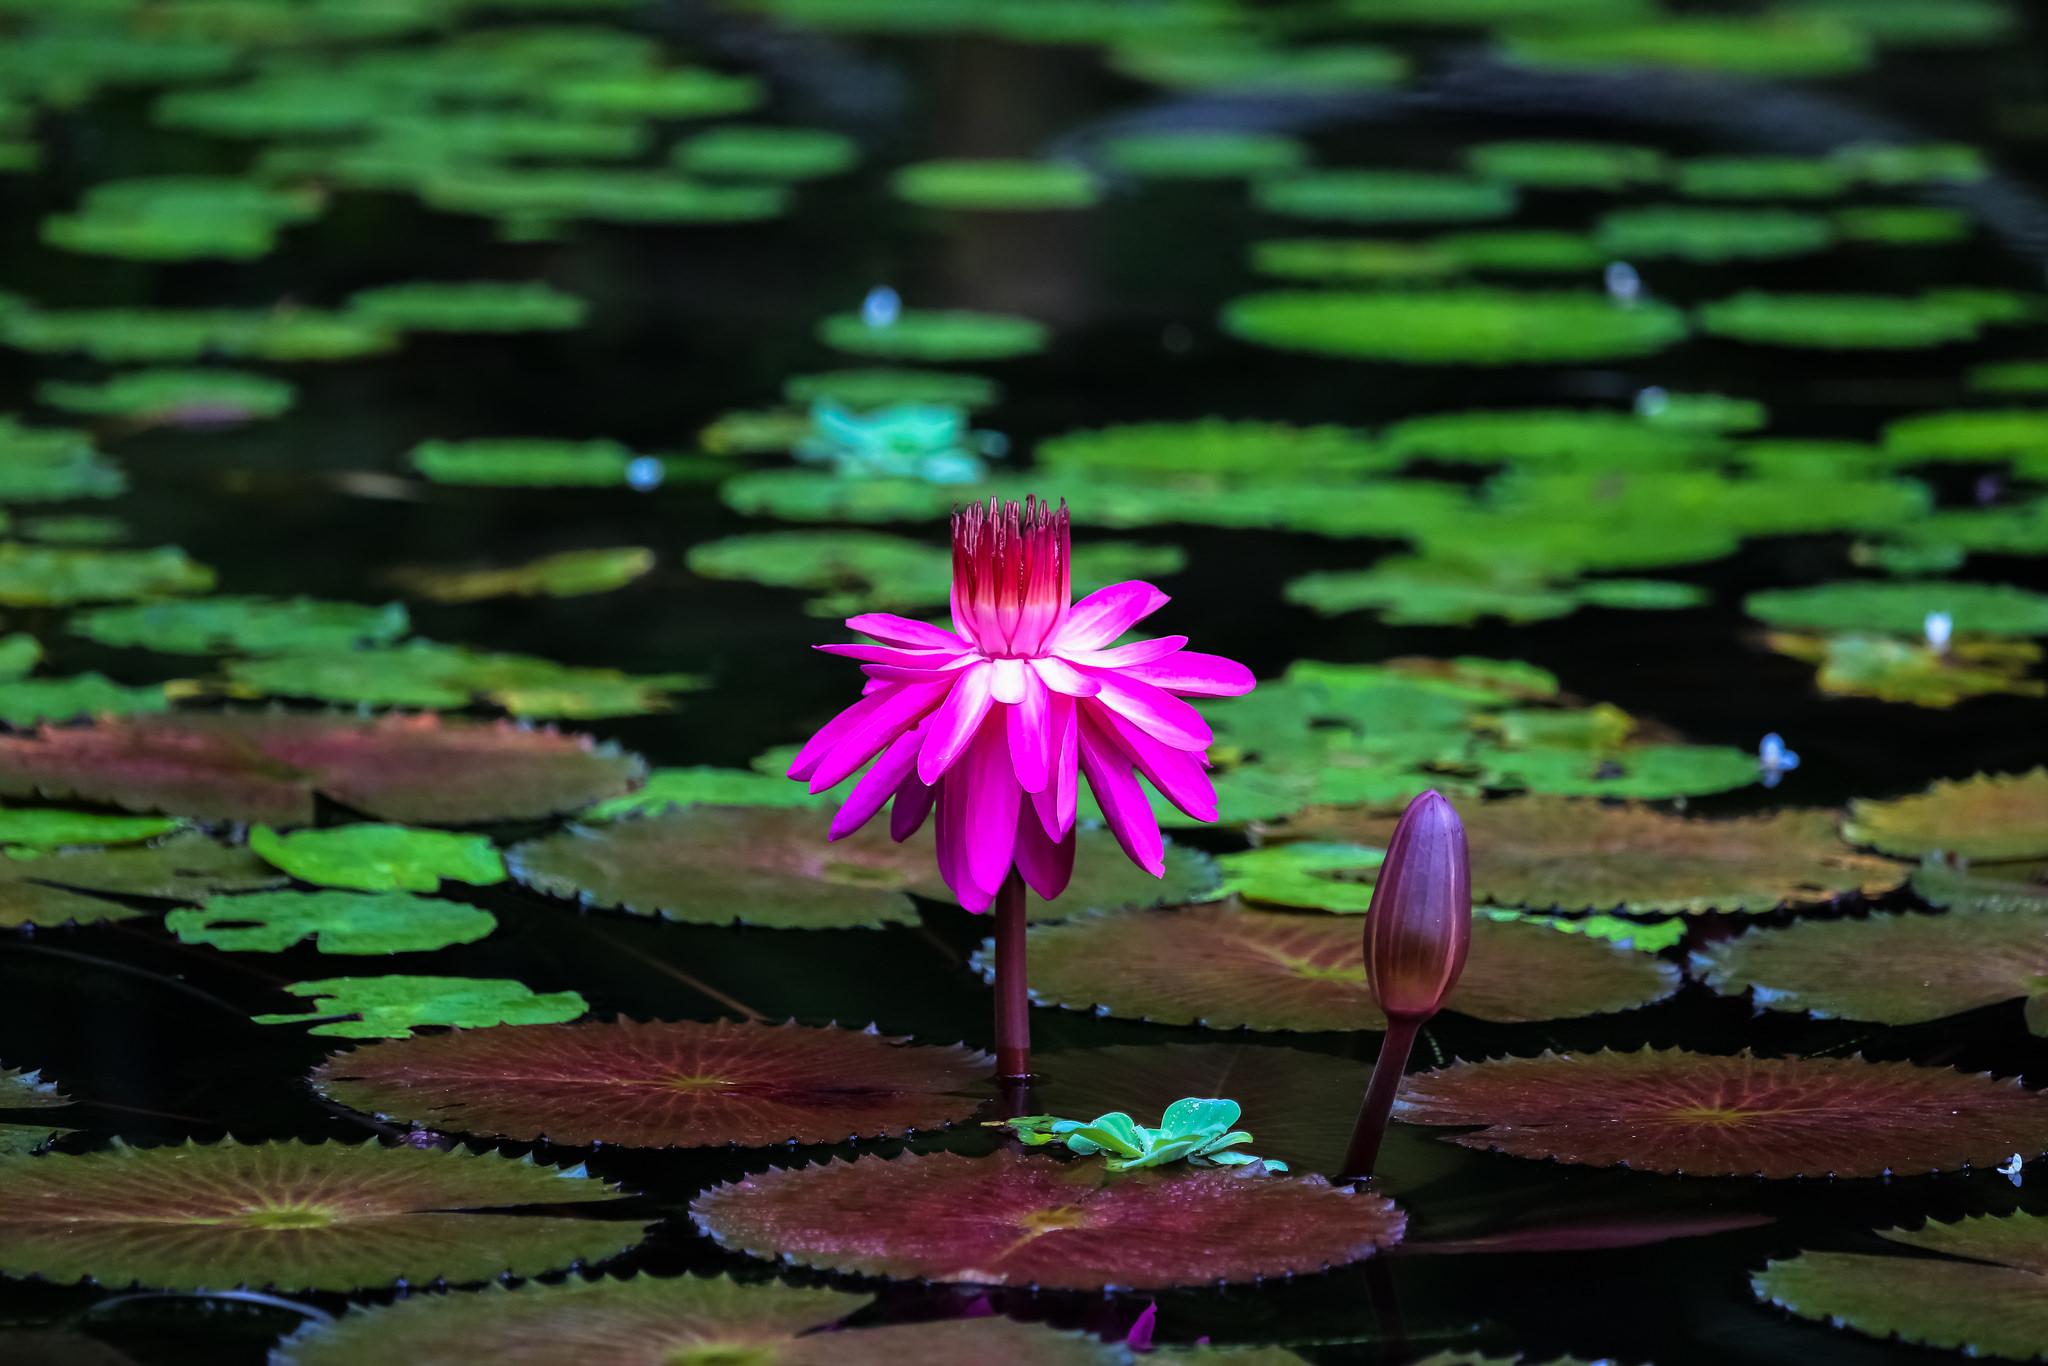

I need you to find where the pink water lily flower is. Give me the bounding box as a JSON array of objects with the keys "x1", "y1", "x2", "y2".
[{"x1": 788, "y1": 496, "x2": 1255, "y2": 912}]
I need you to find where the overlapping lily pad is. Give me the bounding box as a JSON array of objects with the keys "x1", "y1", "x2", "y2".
[
  {"x1": 1039, "y1": 419, "x2": 1391, "y2": 484},
  {"x1": 1222, "y1": 289, "x2": 1689, "y2": 364},
  {"x1": 891, "y1": 159, "x2": 1100, "y2": 211},
  {"x1": 1010, "y1": 902, "x2": 1678, "y2": 1030},
  {"x1": 1253, "y1": 171, "x2": 1515, "y2": 224},
  {"x1": 1285, "y1": 559, "x2": 1702, "y2": 626},
  {"x1": 226, "y1": 639, "x2": 701, "y2": 718},
  {"x1": 313, "y1": 1019, "x2": 992, "y2": 1147},
  {"x1": 1914, "y1": 857, "x2": 2048, "y2": 913},
  {"x1": 544, "y1": 68, "x2": 761, "y2": 119},
  {"x1": 1698, "y1": 291, "x2": 1984, "y2": 349},
  {"x1": 1698, "y1": 908, "x2": 2048, "y2": 1030},
  {"x1": 1474, "y1": 743, "x2": 1761, "y2": 800},
  {"x1": 1747, "y1": 581, "x2": 2048, "y2": 635},
  {"x1": 72, "y1": 595, "x2": 407, "y2": 655},
  {"x1": 1297, "y1": 799, "x2": 1902, "y2": 913},
  {"x1": 0, "y1": 1139, "x2": 638, "y2": 1290},
  {"x1": 168, "y1": 889, "x2": 497, "y2": 954},
  {"x1": 0, "y1": 807, "x2": 180, "y2": 848},
  {"x1": 691, "y1": 1149, "x2": 1403, "y2": 1288},
  {"x1": 0, "y1": 833, "x2": 281, "y2": 928},
  {"x1": 1464, "y1": 140, "x2": 1665, "y2": 190},
  {"x1": 1756, "y1": 1213, "x2": 2048, "y2": 1361},
  {"x1": 1433, "y1": 230, "x2": 1604, "y2": 274},
  {"x1": 674, "y1": 125, "x2": 860, "y2": 180},
  {"x1": 1395, "y1": 1049, "x2": 2048, "y2": 1176},
  {"x1": 255, "y1": 974, "x2": 586, "y2": 1037},
  {"x1": 1100, "y1": 131, "x2": 1307, "y2": 180},
  {"x1": 1844, "y1": 769, "x2": 2048, "y2": 860},
  {"x1": 420, "y1": 169, "x2": 786, "y2": 233},
  {"x1": 507, "y1": 805, "x2": 1215, "y2": 929},
  {"x1": 1595, "y1": 205, "x2": 1834, "y2": 262},
  {"x1": 249, "y1": 824, "x2": 504, "y2": 892},
  {"x1": 0, "y1": 712, "x2": 645, "y2": 825},
  {"x1": 1765, "y1": 630, "x2": 2043, "y2": 707},
  {"x1": 38, "y1": 368, "x2": 295, "y2": 424},
  {"x1": 346, "y1": 281, "x2": 588, "y2": 332},
  {"x1": 387, "y1": 548, "x2": 654, "y2": 603},
  {"x1": 816, "y1": 309, "x2": 1048, "y2": 361},
  {"x1": 0, "y1": 674, "x2": 167, "y2": 727}
]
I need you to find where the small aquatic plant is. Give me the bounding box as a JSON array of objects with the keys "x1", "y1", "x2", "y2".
[
  {"x1": 1342, "y1": 790, "x2": 1470, "y2": 1180},
  {"x1": 790, "y1": 496, "x2": 1253, "y2": 1078},
  {"x1": 1006, "y1": 1097, "x2": 1287, "y2": 1171}
]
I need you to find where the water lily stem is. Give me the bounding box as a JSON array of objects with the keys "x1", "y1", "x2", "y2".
[
  {"x1": 1341, "y1": 1013, "x2": 1423, "y2": 1181},
  {"x1": 994, "y1": 867, "x2": 1031, "y2": 1084}
]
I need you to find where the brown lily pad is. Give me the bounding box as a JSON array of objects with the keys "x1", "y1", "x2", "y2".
[
  {"x1": 1394, "y1": 1048, "x2": 2048, "y2": 1177},
  {"x1": 1007, "y1": 903, "x2": 1679, "y2": 1031},
  {"x1": 1755, "y1": 1213, "x2": 2048, "y2": 1361},
  {"x1": 506, "y1": 805, "x2": 1214, "y2": 930},
  {"x1": 0, "y1": 1138, "x2": 646, "y2": 1291},
  {"x1": 1697, "y1": 909, "x2": 2048, "y2": 1031},
  {"x1": 690, "y1": 1148, "x2": 1404, "y2": 1289},
  {"x1": 0, "y1": 832, "x2": 282, "y2": 928},
  {"x1": 1293, "y1": 797, "x2": 1903, "y2": 914},
  {"x1": 1844, "y1": 769, "x2": 2048, "y2": 860},
  {"x1": 312, "y1": 1019, "x2": 993, "y2": 1148},
  {"x1": 0, "y1": 713, "x2": 643, "y2": 825},
  {"x1": 275, "y1": 1273, "x2": 1125, "y2": 1366}
]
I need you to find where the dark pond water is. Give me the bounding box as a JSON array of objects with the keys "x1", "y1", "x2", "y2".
[{"x1": 5, "y1": 2, "x2": 2048, "y2": 1363}]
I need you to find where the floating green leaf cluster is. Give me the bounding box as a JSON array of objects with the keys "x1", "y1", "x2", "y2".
[
  {"x1": 1883, "y1": 407, "x2": 2048, "y2": 468},
  {"x1": 43, "y1": 176, "x2": 322, "y2": 261},
  {"x1": 1248, "y1": 238, "x2": 1460, "y2": 281},
  {"x1": 38, "y1": 368, "x2": 295, "y2": 424},
  {"x1": 254, "y1": 976, "x2": 588, "y2": 1037},
  {"x1": 817, "y1": 309, "x2": 1048, "y2": 361},
  {"x1": 1596, "y1": 205, "x2": 1834, "y2": 263},
  {"x1": 1463, "y1": 140, "x2": 1666, "y2": 190},
  {"x1": 672, "y1": 125, "x2": 860, "y2": 180},
  {"x1": 1286, "y1": 557, "x2": 1704, "y2": 626},
  {"x1": 891, "y1": 159, "x2": 1101, "y2": 211},
  {"x1": 1434, "y1": 230, "x2": 1605, "y2": 273},
  {"x1": 0, "y1": 417, "x2": 126, "y2": 501},
  {"x1": 72, "y1": 595, "x2": 408, "y2": 654},
  {"x1": 1834, "y1": 205, "x2": 1971, "y2": 244},
  {"x1": 1748, "y1": 580, "x2": 2048, "y2": 635},
  {"x1": 421, "y1": 168, "x2": 787, "y2": 236},
  {"x1": 1037, "y1": 420, "x2": 1393, "y2": 485},
  {"x1": 225, "y1": 638, "x2": 704, "y2": 717},
  {"x1": 1222, "y1": 289, "x2": 1690, "y2": 365},
  {"x1": 1008, "y1": 1098, "x2": 1286, "y2": 1172},
  {"x1": 1254, "y1": 171, "x2": 1516, "y2": 224},
  {"x1": 1098, "y1": 131, "x2": 1307, "y2": 180},
  {"x1": 0, "y1": 542, "x2": 213, "y2": 605},
  {"x1": 1784, "y1": 0, "x2": 2015, "y2": 47},
  {"x1": 346, "y1": 281, "x2": 588, "y2": 332}
]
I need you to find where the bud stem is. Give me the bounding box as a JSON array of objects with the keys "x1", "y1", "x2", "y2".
[
  {"x1": 1340, "y1": 1014, "x2": 1424, "y2": 1182},
  {"x1": 993, "y1": 868, "x2": 1032, "y2": 1084}
]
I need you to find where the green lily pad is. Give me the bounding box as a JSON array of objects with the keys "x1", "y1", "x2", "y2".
[
  {"x1": 1786, "y1": 0, "x2": 2015, "y2": 45},
  {"x1": 0, "y1": 807, "x2": 182, "y2": 848},
  {"x1": 1038, "y1": 419, "x2": 1392, "y2": 484},
  {"x1": 1834, "y1": 204, "x2": 1971, "y2": 244},
  {"x1": 1100, "y1": 131, "x2": 1307, "y2": 180},
  {"x1": 20, "y1": 516, "x2": 128, "y2": 545},
  {"x1": 581, "y1": 766, "x2": 826, "y2": 819},
  {"x1": 313, "y1": 1018, "x2": 992, "y2": 1147},
  {"x1": 1969, "y1": 361, "x2": 2048, "y2": 393},
  {"x1": 43, "y1": 178, "x2": 320, "y2": 263},
  {"x1": 1766, "y1": 630, "x2": 2043, "y2": 707},
  {"x1": 1698, "y1": 291, "x2": 1984, "y2": 349},
  {"x1": 1224, "y1": 288, "x2": 1689, "y2": 365},
  {"x1": 508, "y1": 804, "x2": 1215, "y2": 930},
  {"x1": 1472, "y1": 743, "x2": 1759, "y2": 799},
  {"x1": 1883, "y1": 406, "x2": 2048, "y2": 461},
  {"x1": 891, "y1": 159, "x2": 1100, "y2": 211},
  {"x1": 1381, "y1": 408, "x2": 1724, "y2": 469},
  {"x1": 420, "y1": 169, "x2": 787, "y2": 230},
  {"x1": 346, "y1": 281, "x2": 588, "y2": 332},
  {"x1": 1110, "y1": 41, "x2": 1408, "y2": 93},
  {"x1": 673, "y1": 125, "x2": 860, "y2": 180},
  {"x1": 386, "y1": 548, "x2": 654, "y2": 603},
  {"x1": 154, "y1": 74, "x2": 399, "y2": 138},
  {"x1": 1675, "y1": 156, "x2": 1855, "y2": 200},
  {"x1": 1285, "y1": 558, "x2": 1703, "y2": 626},
  {"x1": 1636, "y1": 390, "x2": 1767, "y2": 432},
  {"x1": 0, "y1": 417, "x2": 124, "y2": 501},
  {"x1": 0, "y1": 833, "x2": 281, "y2": 929},
  {"x1": 1844, "y1": 769, "x2": 2048, "y2": 860},
  {"x1": 1757, "y1": 1214, "x2": 2048, "y2": 1361},
  {"x1": 542, "y1": 68, "x2": 762, "y2": 120},
  {"x1": 816, "y1": 309, "x2": 1048, "y2": 361},
  {"x1": 71, "y1": 595, "x2": 408, "y2": 655},
  {"x1": 168, "y1": 889, "x2": 497, "y2": 954},
  {"x1": 1434, "y1": 229, "x2": 1605, "y2": 273},
  {"x1": 226, "y1": 640, "x2": 703, "y2": 718},
  {"x1": 1012, "y1": 902, "x2": 1678, "y2": 1030},
  {"x1": 1, "y1": 309, "x2": 396, "y2": 363},
  {"x1": 1463, "y1": 140, "x2": 1666, "y2": 191},
  {"x1": 1253, "y1": 171, "x2": 1515, "y2": 224},
  {"x1": 1833, "y1": 140, "x2": 1989, "y2": 183},
  {"x1": 1914, "y1": 857, "x2": 2048, "y2": 913},
  {"x1": 249, "y1": 824, "x2": 505, "y2": 892},
  {"x1": 1213, "y1": 843, "x2": 1385, "y2": 912},
  {"x1": 0, "y1": 675, "x2": 167, "y2": 726},
  {"x1": 410, "y1": 437, "x2": 645, "y2": 486},
  {"x1": 0, "y1": 1065, "x2": 68, "y2": 1108},
  {"x1": 37, "y1": 368, "x2": 295, "y2": 424},
  {"x1": 0, "y1": 1126, "x2": 71, "y2": 1157},
  {"x1": 782, "y1": 367, "x2": 998, "y2": 410},
  {"x1": 1248, "y1": 237, "x2": 1459, "y2": 281},
  {"x1": 1746, "y1": 580, "x2": 2048, "y2": 635},
  {"x1": 1506, "y1": 18, "x2": 1872, "y2": 78},
  {"x1": 256, "y1": 977, "x2": 588, "y2": 1038},
  {"x1": 1596, "y1": 205, "x2": 1834, "y2": 262},
  {"x1": 0, "y1": 1138, "x2": 637, "y2": 1290}
]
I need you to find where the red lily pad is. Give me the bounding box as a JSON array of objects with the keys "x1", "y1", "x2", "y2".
[
  {"x1": 0, "y1": 832, "x2": 282, "y2": 928},
  {"x1": 1009, "y1": 903, "x2": 1678, "y2": 1030},
  {"x1": 274, "y1": 1272, "x2": 1127, "y2": 1366},
  {"x1": 311, "y1": 1019, "x2": 993, "y2": 1148},
  {"x1": 507, "y1": 805, "x2": 1213, "y2": 930},
  {"x1": 691, "y1": 1148, "x2": 1404, "y2": 1289},
  {"x1": 1697, "y1": 909, "x2": 2048, "y2": 1031},
  {"x1": 1843, "y1": 768, "x2": 2048, "y2": 861},
  {"x1": 1394, "y1": 1048, "x2": 2048, "y2": 1177},
  {"x1": 1296, "y1": 797, "x2": 1904, "y2": 913},
  {"x1": 1755, "y1": 1212, "x2": 2048, "y2": 1360},
  {"x1": 0, "y1": 1065, "x2": 67, "y2": 1109},
  {"x1": 0, "y1": 712, "x2": 643, "y2": 825},
  {"x1": 0, "y1": 1138, "x2": 646, "y2": 1290}
]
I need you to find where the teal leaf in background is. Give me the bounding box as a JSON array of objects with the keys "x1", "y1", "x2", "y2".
[
  {"x1": 249, "y1": 824, "x2": 506, "y2": 892},
  {"x1": 168, "y1": 889, "x2": 497, "y2": 953},
  {"x1": 254, "y1": 976, "x2": 588, "y2": 1037},
  {"x1": 1098, "y1": 131, "x2": 1307, "y2": 180}
]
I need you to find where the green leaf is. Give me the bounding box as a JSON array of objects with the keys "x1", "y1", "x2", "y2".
[
  {"x1": 1222, "y1": 289, "x2": 1691, "y2": 364},
  {"x1": 1433, "y1": 229, "x2": 1605, "y2": 273},
  {"x1": 1698, "y1": 290, "x2": 1984, "y2": 348},
  {"x1": 1597, "y1": 204, "x2": 1834, "y2": 262},
  {"x1": 1912, "y1": 857, "x2": 2048, "y2": 914},
  {"x1": 71, "y1": 595, "x2": 408, "y2": 655},
  {"x1": 0, "y1": 833, "x2": 283, "y2": 929},
  {"x1": 0, "y1": 543, "x2": 212, "y2": 605},
  {"x1": 1110, "y1": 41, "x2": 1407, "y2": 92},
  {"x1": 1766, "y1": 630, "x2": 2042, "y2": 707},
  {"x1": 581, "y1": 765, "x2": 827, "y2": 819},
  {"x1": 1476, "y1": 742, "x2": 1760, "y2": 798},
  {"x1": 37, "y1": 368, "x2": 294, "y2": 423},
  {"x1": 1883, "y1": 406, "x2": 2048, "y2": 460},
  {"x1": 249, "y1": 825, "x2": 505, "y2": 892},
  {"x1": 0, "y1": 417, "x2": 125, "y2": 501},
  {"x1": 387, "y1": 548, "x2": 654, "y2": 603},
  {"x1": 1038, "y1": 419, "x2": 1393, "y2": 484},
  {"x1": 815, "y1": 309, "x2": 1049, "y2": 361},
  {"x1": 0, "y1": 1123, "x2": 70, "y2": 1155},
  {"x1": 1508, "y1": 19, "x2": 1871, "y2": 78},
  {"x1": 41, "y1": 176, "x2": 322, "y2": 262},
  {"x1": 1158, "y1": 1097, "x2": 1241, "y2": 1140},
  {"x1": 1835, "y1": 204, "x2": 1971, "y2": 244},
  {"x1": 1253, "y1": 170, "x2": 1515, "y2": 223},
  {"x1": 20, "y1": 516, "x2": 128, "y2": 545},
  {"x1": 225, "y1": 639, "x2": 703, "y2": 717},
  {"x1": 0, "y1": 1064, "x2": 68, "y2": 1108},
  {"x1": 1213, "y1": 842, "x2": 1385, "y2": 911},
  {"x1": 1464, "y1": 139, "x2": 1666, "y2": 190},
  {"x1": 891, "y1": 159, "x2": 1100, "y2": 211},
  {"x1": 409, "y1": 438, "x2": 640, "y2": 486},
  {"x1": 1249, "y1": 237, "x2": 1460, "y2": 281},
  {"x1": 542, "y1": 68, "x2": 762, "y2": 119},
  {"x1": 346, "y1": 281, "x2": 588, "y2": 332},
  {"x1": 1747, "y1": 580, "x2": 2048, "y2": 635},
  {"x1": 673, "y1": 125, "x2": 861, "y2": 180},
  {"x1": 1066, "y1": 1113, "x2": 1148, "y2": 1158},
  {"x1": 254, "y1": 976, "x2": 587, "y2": 1037},
  {"x1": 1844, "y1": 769, "x2": 2048, "y2": 860},
  {"x1": 169, "y1": 889, "x2": 497, "y2": 954},
  {"x1": 0, "y1": 807, "x2": 183, "y2": 848},
  {"x1": 782, "y1": 367, "x2": 999, "y2": 410},
  {"x1": 1099, "y1": 131, "x2": 1306, "y2": 180},
  {"x1": 420, "y1": 169, "x2": 786, "y2": 231},
  {"x1": 0, "y1": 674, "x2": 167, "y2": 726}
]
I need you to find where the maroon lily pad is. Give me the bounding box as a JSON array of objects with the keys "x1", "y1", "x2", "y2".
[
  {"x1": 275, "y1": 1272, "x2": 1124, "y2": 1366},
  {"x1": 690, "y1": 1148, "x2": 1405, "y2": 1289},
  {"x1": 311, "y1": 1019, "x2": 993, "y2": 1148},
  {"x1": 1394, "y1": 1048, "x2": 2048, "y2": 1177},
  {"x1": 1696, "y1": 909, "x2": 2048, "y2": 1031},
  {"x1": 0, "y1": 1138, "x2": 646, "y2": 1290},
  {"x1": 1007, "y1": 903, "x2": 1678, "y2": 1030},
  {"x1": 0, "y1": 712, "x2": 643, "y2": 825}
]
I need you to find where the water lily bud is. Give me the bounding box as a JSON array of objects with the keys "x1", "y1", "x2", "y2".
[{"x1": 1363, "y1": 790, "x2": 1471, "y2": 1022}]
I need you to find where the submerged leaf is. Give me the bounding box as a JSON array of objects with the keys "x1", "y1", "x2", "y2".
[
  {"x1": 1009, "y1": 902, "x2": 1678, "y2": 1030},
  {"x1": 816, "y1": 310, "x2": 1049, "y2": 361},
  {"x1": 1844, "y1": 769, "x2": 2048, "y2": 860},
  {"x1": 1397, "y1": 1049, "x2": 2048, "y2": 1176},
  {"x1": 256, "y1": 977, "x2": 588, "y2": 1038},
  {"x1": 71, "y1": 595, "x2": 408, "y2": 655},
  {"x1": 0, "y1": 712, "x2": 644, "y2": 825},
  {"x1": 249, "y1": 825, "x2": 505, "y2": 892},
  {"x1": 1222, "y1": 289, "x2": 1690, "y2": 364},
  {"x1": 0, "y1": 833, "x2": 282, "y2": 929},
  {"x1": 168, "y1": 889, "x2": 496, "y2": 954},
  {"x1": 691, "y1": 1149, "x2": 1403, "y2": 1288},
  {"x1": 0, "y1": 1139, "x2": 637, "y2": 1290},
  {"x1": 1913, "y1": 857, "x2": 2048, "y2": 913},
  {"x1": 314, "y1": 1019, "x2": 992, "y2": 1147}
]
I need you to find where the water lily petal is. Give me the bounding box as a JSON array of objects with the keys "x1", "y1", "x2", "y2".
[
  {"x1": 830, "y1": 728, "x2": 925, "y2": 840},
  {"x1": 1055, "y1": 581, "x2": 1171, "y2": 653},
  {"x1": 1078, "y1": 706, "x2": 1165, "y2": 877},
  {"x1": 917, "y1": 662, "x2": 996, "y2": 785},
  {"x1": 1030, "y1": 655, "x2": 1102, "y2": 697},
  {"x1": 845, "y1": 612, "x2": 967, "y2": 651},
  {"x1": 1121, "y1": 650, "x2": 1258, "y2": 698},
  {"x1": 1078, "y1": 669, "x2": 1213, "y2": 751},
  {"x1": 811, "y1": 682, "x2": 952, "y2": 793},
  {"x1": 1059, "y1": 636, "x2": 1188, "y2": 669}
]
